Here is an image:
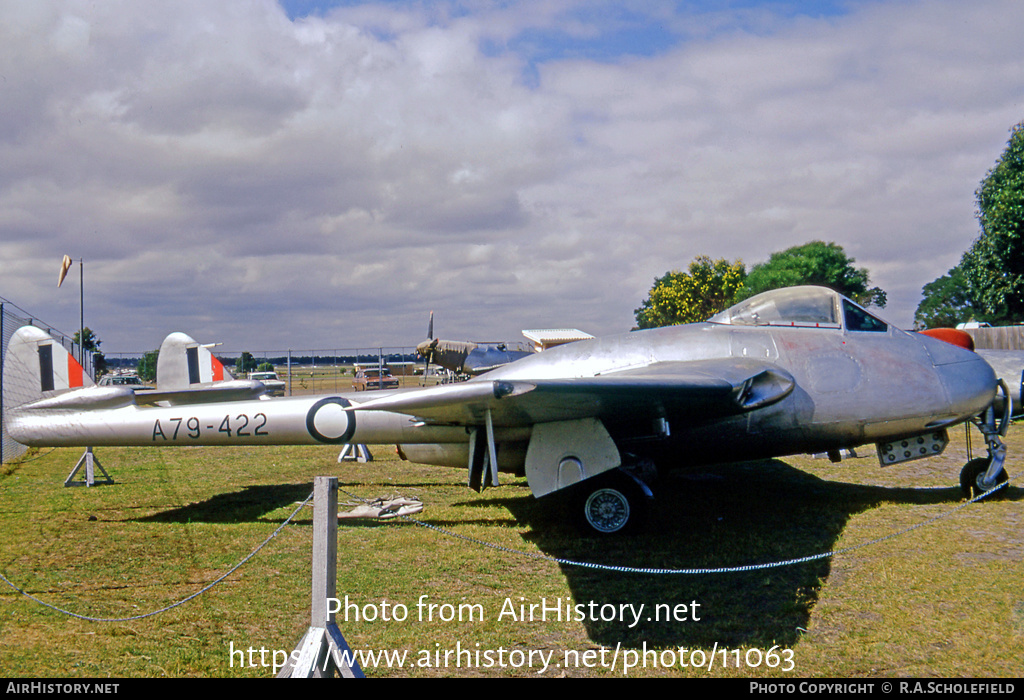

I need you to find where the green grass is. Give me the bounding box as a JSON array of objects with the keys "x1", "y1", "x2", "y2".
[{"x1": 0, "y1": 427, "x2": 1021, "y2": 677}]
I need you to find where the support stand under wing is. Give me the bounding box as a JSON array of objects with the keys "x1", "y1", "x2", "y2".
[{"x1": 65, "y1": 447, "x2": 114, "y2": 487}]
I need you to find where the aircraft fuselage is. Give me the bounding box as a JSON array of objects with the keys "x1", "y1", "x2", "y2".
[{"x1": 5, "y1": 286, "x2": 999, "y2": 482}]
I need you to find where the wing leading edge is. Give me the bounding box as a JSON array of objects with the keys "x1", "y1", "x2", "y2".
[{"x1": 349, "y1": 358, "x2": 795, "y2": 427}]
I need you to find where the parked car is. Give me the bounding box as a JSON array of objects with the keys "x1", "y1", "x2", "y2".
[
  {"x1": 352, "y1": 367, "x2": 400, "y2": 391},
  {"x1": 98, "y1": 373, "x2": 153, "y2": 391},
  {"x1": 247, "y1": 370, "x2": 286, "y2": 396}
]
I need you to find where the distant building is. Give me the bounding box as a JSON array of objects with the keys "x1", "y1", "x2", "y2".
[{"x1": 521, "y1": 329, "x2": 594, "y2": 353}]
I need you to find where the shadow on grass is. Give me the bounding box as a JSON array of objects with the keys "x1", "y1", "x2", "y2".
[
  {"x1": 498, "y1": 459, "x2": 1022, "y2": 649},
  {"x1": 128, "y1": 478, "x2": 486, "y2": 526},
  {"x1": 125, "y1": 458, "x2": 1020, "y2": 650},
  {"x1": 132, "y1": 483, "x2": 315, "y2": 524}
]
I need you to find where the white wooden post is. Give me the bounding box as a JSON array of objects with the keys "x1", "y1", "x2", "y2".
[{"x1": 278, "y1": 476, "x2": 364, "y2": 678}]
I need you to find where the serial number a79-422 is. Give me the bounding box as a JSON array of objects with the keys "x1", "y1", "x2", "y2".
[{"x1": 152, "y1": 413, "x2": 269, "y2": 442}]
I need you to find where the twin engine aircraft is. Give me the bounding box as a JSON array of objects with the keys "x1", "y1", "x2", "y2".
[{"x1": 2, "y1": 286, "x2": 1011, "y2": 534}]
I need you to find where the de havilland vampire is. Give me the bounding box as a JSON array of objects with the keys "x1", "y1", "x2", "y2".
[{"x1": 3, "y1": 286, "x2": 1012, "y2": 534}]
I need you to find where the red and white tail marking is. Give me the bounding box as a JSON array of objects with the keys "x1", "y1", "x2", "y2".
[{"x1": 2, "y1": 326, "x2": 95, "y2": 409}]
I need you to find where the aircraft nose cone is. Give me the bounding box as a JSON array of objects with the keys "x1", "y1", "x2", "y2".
[
  {"x1": 918, "y1": 332, "x2": 998, "y2": 419},
  {"x1": 936, "y1": 355, "x2": 998, "y2": 420}
]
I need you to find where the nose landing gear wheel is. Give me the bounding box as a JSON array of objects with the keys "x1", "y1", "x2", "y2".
[{"x1": 960, "y1": 457, "x2": 1008, "y2": 499}]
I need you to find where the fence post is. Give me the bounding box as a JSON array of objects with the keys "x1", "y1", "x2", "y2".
[{"x1": 278, "y1": 476, "x2": 363, "y2": 678}]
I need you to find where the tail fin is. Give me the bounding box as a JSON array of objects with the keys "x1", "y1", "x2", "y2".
[
  {"x1": 155, "y1": 332, "x2": 235, "y2": 391},
  {"x1": 3, "y1": 326, "x2": 95, "y2": 409},
  {"x1": 144, "y1": 332, "x2": 264, "y2": 405}
]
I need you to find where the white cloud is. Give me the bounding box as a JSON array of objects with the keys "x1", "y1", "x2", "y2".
[{"x1": 0, "y1": 0, "x2": 1022, "y2": 352}]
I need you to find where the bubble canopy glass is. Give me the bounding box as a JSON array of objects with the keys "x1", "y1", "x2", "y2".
[{"x1": 708, "y1": 286, "x2": 888, "y2": 332}]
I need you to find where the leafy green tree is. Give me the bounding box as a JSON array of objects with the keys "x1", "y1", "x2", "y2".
[
  {"x1": 235, "y1": 352, "x2": 258, "y2": 375},
  {"x1": 913, "y1": 267, "x2": 982, "y2": 329},
  {"x1": 136, "y1": 350, "x2": 158, "y2": 382},
  {"x1": 960, "y1": 121, "x2": 1024, "y2": 324},
  {"x1": 73, "y1": 327, "x2": 106, "y2": 375},
  {"x1": 72, "y1": 327, "x2": 100, "y2": 352},
  {"x1": 634, "y1": 256, "x2": 746, "y2": 328},
  {"x1": 740, "y1": 241, "x2": 886, "y2": 308}
]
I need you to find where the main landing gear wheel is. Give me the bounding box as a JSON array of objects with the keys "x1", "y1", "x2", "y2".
[
  {"x1": 576, "y1": 472, "x2": 648, "y2": 535},
  {"x1": 960, "y1": 457, "x2": 1008, "y2": 499}
]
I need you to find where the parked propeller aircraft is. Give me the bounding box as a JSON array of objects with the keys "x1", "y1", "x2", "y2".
[
  {"x1": 2, "y1": 286, "x2": 1012, "y2": 534},
  {"x1": 417, "y1": 337, "x2": 533, "y2": 377},
  {"x1": 416, "y1": 311, "x2": 534, "y2": 377},
  {"x1": 415, "y1": 312, "x2": 594, "y2": 377}
]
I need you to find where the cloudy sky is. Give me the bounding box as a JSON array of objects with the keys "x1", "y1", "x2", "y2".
[{"x1": 1, "y1": 0, "x2": 1022, "y2": 354}]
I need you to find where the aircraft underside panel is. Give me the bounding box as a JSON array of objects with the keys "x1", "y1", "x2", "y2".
[
  {"x1": 876, "y1": 430, "x2": 949, "y2": 466},
  {"x1": 524, "y1": 417, "x2": 621, "y2": 498}
]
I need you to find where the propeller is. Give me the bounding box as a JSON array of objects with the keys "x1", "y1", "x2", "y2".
[{"x1": 414, "y1": 311, "x2": 477, "y2": 382}]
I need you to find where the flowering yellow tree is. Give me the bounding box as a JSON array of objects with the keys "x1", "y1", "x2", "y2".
[{"x1": 634, "y1": 256, "x2": 746, "y2": 329}]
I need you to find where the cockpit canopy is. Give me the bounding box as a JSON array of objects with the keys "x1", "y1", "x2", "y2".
[{"x1": 707, "y1": 286, "x2": 888, "y2": 332}]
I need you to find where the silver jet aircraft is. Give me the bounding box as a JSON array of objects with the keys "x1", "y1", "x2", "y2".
[{"x1": 3, "y1": 286, "x2": 1011, "y2": 534}]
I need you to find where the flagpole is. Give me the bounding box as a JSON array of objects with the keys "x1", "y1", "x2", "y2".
[
  {"x1": 57, "y1": 255, "x2": 111, "y2": 487},
  {"x1": 79, "y1": 258, "x2": 84, "y2": 366}
]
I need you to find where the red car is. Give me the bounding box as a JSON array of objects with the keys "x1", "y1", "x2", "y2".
[{"x1": 352, "y1": 368, "x2": 400, "y2": 391}]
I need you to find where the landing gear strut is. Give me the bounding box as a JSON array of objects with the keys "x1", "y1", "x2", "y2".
[{"x1": 961, "y1": 379, "x2": 1011, "y2": 499}]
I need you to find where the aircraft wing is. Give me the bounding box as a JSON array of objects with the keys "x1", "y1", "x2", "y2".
[{"x1": 349, "y1": 358, "x2": 795, "y2": 427}]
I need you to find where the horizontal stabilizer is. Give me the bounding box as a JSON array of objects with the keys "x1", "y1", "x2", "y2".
[{"x1": 136, "y1": 379, "x2": 268, "y2": 406}]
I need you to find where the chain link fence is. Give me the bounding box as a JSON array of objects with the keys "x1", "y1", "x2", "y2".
[
  {"x1": 2, "y1": 295, "x2": 433, "y2": 462},
  {"x1": 104, "y1": 346, "x2": 428, "y2": 395}
]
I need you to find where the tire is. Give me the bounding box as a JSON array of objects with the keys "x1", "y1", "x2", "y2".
[
  {"x1": 576, "y1": 472, "x2": 647, "y2": 535},
  {"x1": 960, "y1": 457, "x2": 1008, "y2": 499}
]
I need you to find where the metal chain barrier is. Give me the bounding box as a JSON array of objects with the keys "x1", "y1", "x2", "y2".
[
  {"x1": 341, "y1": 477, "x2": 1013, "y2": 575},
  {"x1": 0, "y1": 475, "x2": 1013, "y2": 622},
  {"x1": 0, "y1": 491, "x2": 313, "y2": 622}
]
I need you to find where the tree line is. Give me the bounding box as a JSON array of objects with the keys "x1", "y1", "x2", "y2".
[
  {"x1": 636, "y1": 120, "x2": 1024, "y2": 331},
  {"x1": 633, "y1": 240, "x2": 885, "y2": 329},
  {"x1": 914, "y1": 121, "x2": 1024, "y2": 329}
]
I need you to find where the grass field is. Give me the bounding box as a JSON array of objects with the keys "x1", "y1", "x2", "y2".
[{"x1": 0, "y1": 424, "x2": 1021, "y2": 678}]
